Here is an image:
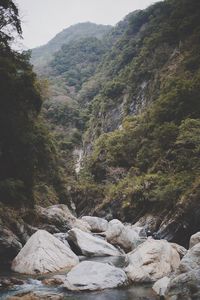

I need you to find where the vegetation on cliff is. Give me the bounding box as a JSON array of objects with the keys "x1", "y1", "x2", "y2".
[
  {"x1": 0, "y1": 0, "x2": 72, "y2": 208},
  {"x1": 72, "y1": 0, "x2": 200, "y2": 234}
]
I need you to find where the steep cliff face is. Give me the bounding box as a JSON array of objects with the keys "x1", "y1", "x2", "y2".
[
  {"x1": 73, "y1": 0, "x2": 200, "y2": 245},
  {"x1": 82, "y1": 0, "x2": 200, "y2": 151},
  {"x1": 30, "y1": 0, "x2": 200, "y2": 246}
]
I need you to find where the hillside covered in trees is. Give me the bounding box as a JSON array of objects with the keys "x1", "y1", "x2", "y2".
[
  {"x1": 0, "y1": 0, "x2": 74, "y2": 210},
  {"x1": 1, "y1": 1, "x2": 200, "y2": 299},
  {"x1": 0, "y1": 0, "x2": 200, "y2": 247},
  {"x1": 32, "y1": 0, "x2": 200, "y2": 244}
]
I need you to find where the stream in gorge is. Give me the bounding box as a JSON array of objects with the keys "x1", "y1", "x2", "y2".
[{"x1": 0, "y1": 256, "x2": 158, "y2": 300}]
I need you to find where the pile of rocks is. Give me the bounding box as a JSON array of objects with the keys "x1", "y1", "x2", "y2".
[{"x1": 1, "y1": 205, "x2": 199, "y2": 299}]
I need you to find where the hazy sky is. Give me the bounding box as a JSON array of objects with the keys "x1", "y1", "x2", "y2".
[{"x1": 15, "y1": 0, "x2": 160, "y2": 49}]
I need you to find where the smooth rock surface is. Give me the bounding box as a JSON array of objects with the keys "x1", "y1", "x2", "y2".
[
  {"x1": 63, "y1": 261, "x2": 128, "y2": 291},
  {"x1": 82, "y1": 216, "x2": 108, "y2": 232},
  {"x1": 152, "y1": 276, "x2": 170, "y2": 297},
  {"x1": 68, "y1": 228, "x2": 121, "y2": 256},
  {"x1": 189, "y1": 231, "x2": 200, "y2": 249},
  {"x1": 106, "y1": 219, "x2": 146, "y2": 252},
  {"x1": 125, "y1": 239, "x2": 180, "y2": 282},
  {"x1": 11, "y1": 230, "x2": 79, "y2": 274}
]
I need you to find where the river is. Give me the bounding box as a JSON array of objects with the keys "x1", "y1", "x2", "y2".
[{"x1": 0, "y1": 256, "x2": 158, "y2": 300}]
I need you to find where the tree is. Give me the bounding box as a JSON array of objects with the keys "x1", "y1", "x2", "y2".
[{"x1": 0, "y1": 0, "x2": 22, "y2": 48}]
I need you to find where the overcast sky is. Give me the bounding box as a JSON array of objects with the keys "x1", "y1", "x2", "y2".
[{"x1": 15, "y1": 0, "x2": 161, "y2": 49}]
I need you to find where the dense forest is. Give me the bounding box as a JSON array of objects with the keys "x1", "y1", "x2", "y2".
[{"x1": 0, "y1": 0, "x2": 74, "y2": 210}]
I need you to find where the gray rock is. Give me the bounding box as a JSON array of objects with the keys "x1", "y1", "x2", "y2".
[
  {"x1": 189, "y1": 232, "x2": 200, "y2": 249},
  {"x1": 125, "y1": 239, "x2": 180, "y2": 282},
  {"x1": 178, "y1": 242, "x2": 200, "y2": 273},
  {"x1": 11, "y1": 230, "x2": 79, "y2": 274},
  {"x1": 167, "y1": 270, "x2": 200, "y2": 300},
  {"x1": 53, "y1": 233, "x2": 70, "y2": 248},
  {"x1": 68, "y1": 228, "x2": 121, "y2": 256},
  {"x1": 0, "y1": 226, "x2": 22, "y2": 263},
  {"x1": 106, "y1": 219, "x2": 146, "y2": 252},
  {"x1": 63, "y1": 261, "x2": 128, "y2": 291},
  {"x1": 33, "y1": 205, "x2": 91, "y2": 233},
  {"x1": 166, "y1": 241, "x2": 200, "y2": 299},
  {"x1": 81, "y1": 216, "x2": 108, "y2": 232}
]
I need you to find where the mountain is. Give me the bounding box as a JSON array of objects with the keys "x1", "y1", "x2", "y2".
[
  {"x1": 31, "y1": 22, "x2": 112, "y2": 72},
  {"x1": 31, "y1": 23, "x2": 113, "y2": 182},
  {"x1": 30, "y1": 0, "x2": 200, "y2": 246},
  {"x1": 73, "y1": 0, "x2": 200, "y2": 245}
]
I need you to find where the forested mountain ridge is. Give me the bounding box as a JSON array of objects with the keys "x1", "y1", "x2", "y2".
[
  {"x1": 18, "y1": 0, "x2": 200, "y2": 245},
  {"x1": 59, "y1": 0, "x2": 200, "y2": 244},
  {"x1": 31, "y1": 22, "x2": 112, "y2": 72}
]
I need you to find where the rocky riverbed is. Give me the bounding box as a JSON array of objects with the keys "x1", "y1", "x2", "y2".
[{"x1": 0, "y1": 204, "x2": 199, "y2": 300}]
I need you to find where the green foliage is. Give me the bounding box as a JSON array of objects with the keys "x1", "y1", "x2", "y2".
[
  {"x1": 31, "y1": 22, "x2": 111, "y2": 70},
  {"x1": 0, "y1": 2, "x2": 71, "y2": 208},
  {"x1": 50, "y1": 37, "x2": 107, "y2": 91}
]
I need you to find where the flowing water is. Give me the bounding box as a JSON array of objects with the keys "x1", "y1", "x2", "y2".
[{"x1": 0, "y1": 256, "x2": 158, "y2": 300}]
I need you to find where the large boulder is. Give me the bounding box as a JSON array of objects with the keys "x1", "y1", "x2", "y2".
[
  {"x1": 27, "y1": 205, "x2": 91, "y2": 233},
  {"x1": 166, "y1": 242, "x2": 200, "y2": 299},
  {"x1": 105, "y1": 219, "x2": 146, "y2": 252},
  {"x1": 178, "y1": 242, "x2": 200, "y2": 273},
  {"x1": 81, "y1": 216, "x2": 108, "y2": 232},
  {"x1": 167, "y1": 270, "x2": 200, "y2": 300},
  {"x1": 0, "y1": 226, "x2": 22, "y2": 264},
  {"x1": 63, "y1": 261, "x2": 128, "y2": 291},
  {"x1": 125, "y1": 239, "x2": 180, "y2": 282},
  {"x1": 189, "y1": 231, "x2": 200, "y2": 249},
  {"x1": 68, "y1": 228, "x2": 121, "y2": 256},
  {"x1": 11, "y1": 230, "x2": 79, "y2": 274},
  {"x1": 152, "y1": 276, "x2": 170, "y2": 297}
]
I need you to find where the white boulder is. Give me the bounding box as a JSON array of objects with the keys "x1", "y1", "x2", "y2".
[
  {"x1": 152, "y1": 276, "x2": 170, "y2": 297},
  {"x1": 106, "y1": 219, "x2": 146, "y2": 252},
  {"x1": 81, "y1": 216, "x2": 108, "y2": 232},
  {"x1": 68, "y1": 228, "x2": 121, "y2": 256},
  {"x1": 125, "y1": 239, "x2": 180, "y2": 282},
  {"x1": 63, "y1": 261, "x2": 128, "y2": 291},
  {"x1": 11, "y1": 230, "x2": 79, "y2": 274}
]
